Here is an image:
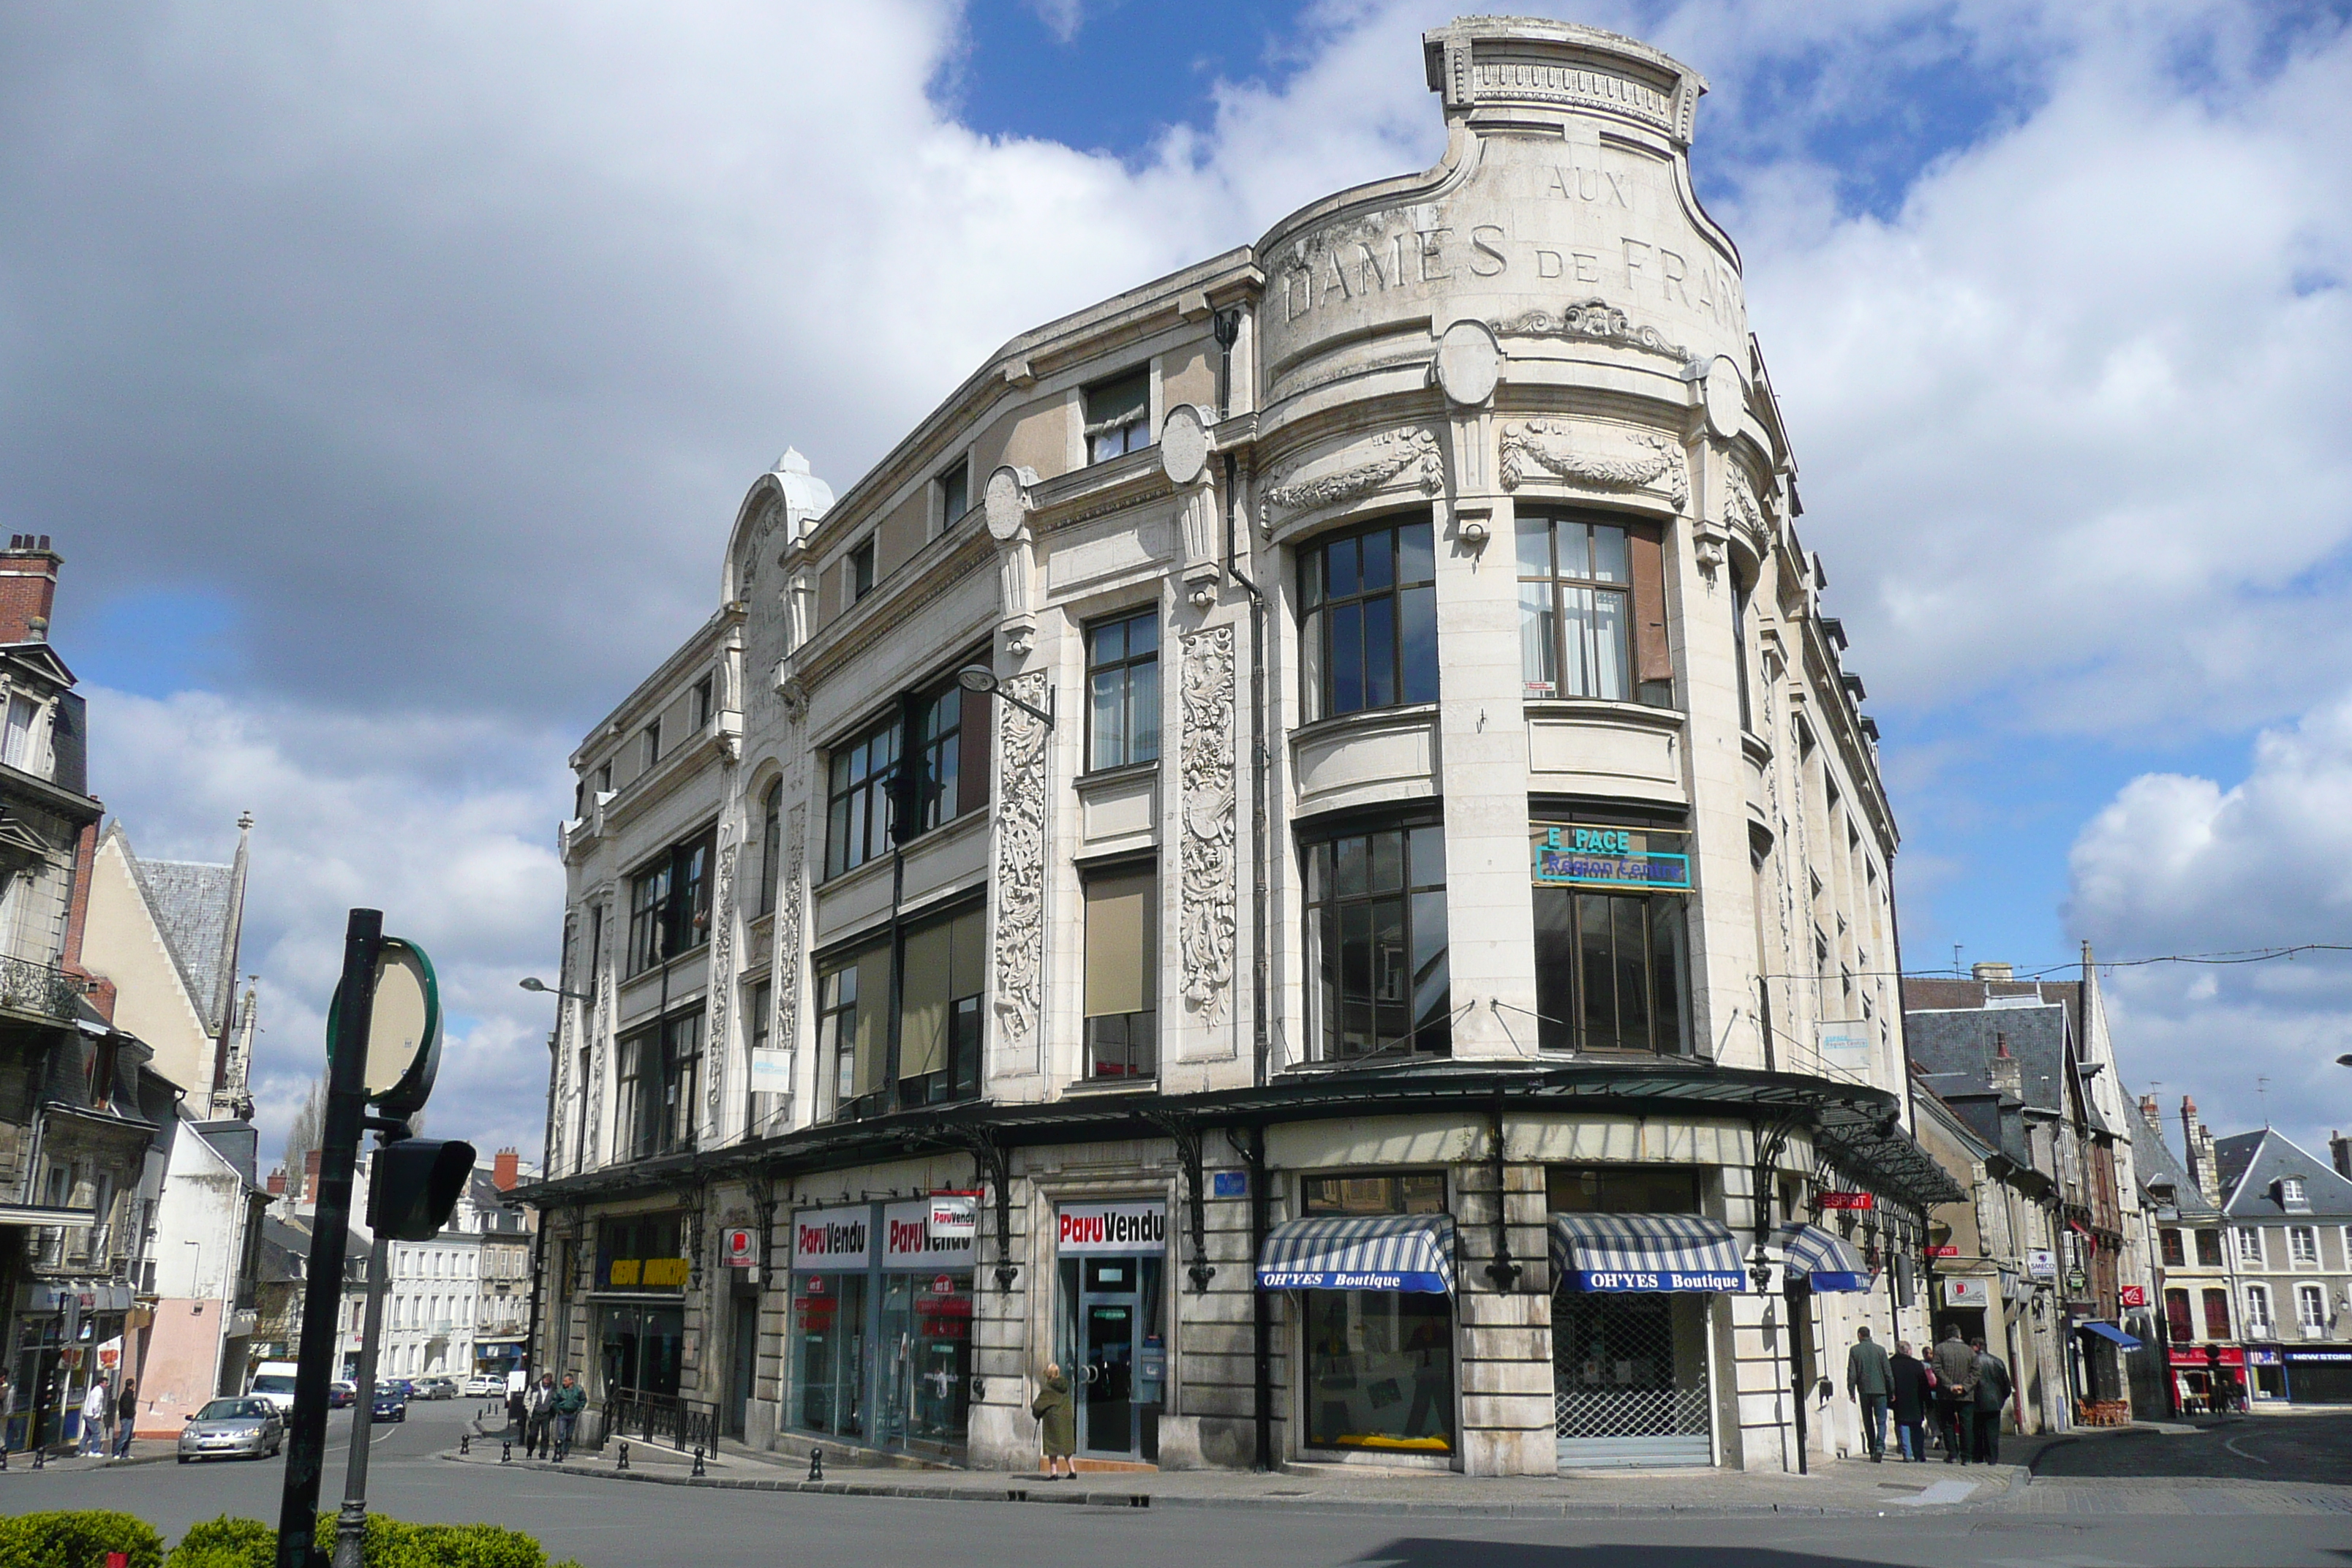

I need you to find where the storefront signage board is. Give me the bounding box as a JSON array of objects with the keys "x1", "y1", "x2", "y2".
[
  {"x1": 723, "y1": 1227, "x2": 757, "y2": 1268},
  {"x1": 2027, "y1": 1248, "x2": 2057, "y2": 1278},
  {"x1": 2119, "y1": 1284, "x2": 2147, "y2": 1308},
  {"x1": 1943, "y1": 1276, "x2": 1991, "y2": 1308},
  {"x1": 1567, "y1": 1268, "x2": 1747, "y2": 1294},
  {"x1": 1529, "y1": 824, "x2": 1690, "y2": 891},
  {"x1": 884, "y1": 1198, "x2": 976, "y2": 1270},
  {"x1": 1818, "y1": 1191, "x2": 1873, "y2": 1210},
  {"x1": 1212, "y1": 1171, "x2": 1248, "y2": 1199},
  {"x1": 927, "y1": 1192, "x2": 978, "y2": 1240},
  {"x1": 1056, "y1": 1200, "x2": 1167, "y2": 1254},
  {"x1": 748, "y1": 1047, "x2": 791, "y2": 1092},
  {"x1": 1925, "y1": 1244, "x2": 1959, "y2": 1257},
  {"x1": 793, "y1": 1205, "x2": 872, "y2": 1270}
]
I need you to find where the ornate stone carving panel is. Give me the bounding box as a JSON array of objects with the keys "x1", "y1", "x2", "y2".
[
  {"x1": 770, "y1": 802, "x2": 807, "y2": 1122},
  {"x1": 1179, "y1": 625, "x2": 1237, "y2": 1023},
  {"x1": 990, "y1": 671, "x2": 1050, "y2": 1054},
  {"x1": 1489, "y1": 297, "x2": 1690, "y2": 362},
  {"x1": 704, "y1": 826, "x2": 737, "y2": 1126},
  {"x1": 1262, "y1": 428, "x2": 1442, "y2": 517},
  {"x1": 1499, "y1": 418, "x2": 1689, "y2": 508}
]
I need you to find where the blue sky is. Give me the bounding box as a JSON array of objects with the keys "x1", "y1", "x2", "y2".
[{"x1": 11, "y1": 0, "x2": 2352, "y2": 1162}]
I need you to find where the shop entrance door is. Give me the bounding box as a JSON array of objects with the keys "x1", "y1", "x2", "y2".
[
  {"x1": 726, "y1": 1291, "x2": 757, "y2": 1439},
  {"x1": 1079, "y1": 1259, "x2": 1137, "y2": 1457},
  {"x1": 1552, "y1": 1293, "x2": 1713, "y2": 1469}
]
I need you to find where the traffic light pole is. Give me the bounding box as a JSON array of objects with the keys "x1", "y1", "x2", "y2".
[
  {"x1": 277, "y1": 909, "x2": 382, "y2": 1568},
  {"x1": 331, "y1": 1229, "x2": 394, "y2": 1568}
]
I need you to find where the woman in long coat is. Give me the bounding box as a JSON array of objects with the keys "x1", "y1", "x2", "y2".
[{"x1": 1033, "y1": 1362, "x2": 1075, "y2": 1480}]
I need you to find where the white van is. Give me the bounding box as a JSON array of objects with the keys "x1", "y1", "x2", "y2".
[{"x1": 249, "y1": 1361, "x2": 301, "y2": 1414}]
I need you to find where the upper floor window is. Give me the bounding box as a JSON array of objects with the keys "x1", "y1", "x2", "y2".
[
  {"x1": 758, "y1": 780, "x2": 783, "y2": 917},
  {"x1": 2281, "y1": 1176, "x2": 2309, "y2": 1210},
  {"x1": 1, "y1": 693, "x2": 39, "y2": 772},
  {"x1": 2236, "y1": 1228, "x2": 2266, "y2": 1267},
  {"x1": 1084, "y1": 368, "x2": 1150, "y2": 464},
  {"x1": 910, "y1": 685, "x2": 963, "y2": 836},
  {"x1": 2299, "y1": 1284, "x2": 2329, "y2": 1333},
  {"x1": 1531, "y1": 820, "x2": 1691, "y2": 1056},
  {"x1": 2202, "y1": 1287, "x2": 2232, "y2": 1338},
  {"x1": 1303, "y1": 816, "x2": 1450, "y2": 1062},
  {"x1": 2163, "y1": 1287, "x2": 2192, "y2": 1342},
  {"x1": 847, "y1": 536, "x2": 877, "y2": 604},
  {"x1": 815, "y1": 901, "x2": 985, "y2": 1121},
  {"x1": 621, "y1": 1010, "x2": 701, "y2": 1159},
  {"x1": 825, "y1": 718, "x2": 899, "y2": 880},
  {"x1": 2160, "y1": 1229, "x2": 2185, "y2": 1268},
  {"x1": 1516, "y1": 514, "x2": 1669, "y2": 705},
  {"x1": 640, "y1": 720, "x2": 661, "y2": 772},
  {"x1": 2289, "y1": 1225, "x2": 2320, "y2": 1267},
  {"x1": 596, "y1": 762, "x2": 613, "y2": 796},
  {"x1": 936, "y1": 457, "x2": 970, "y2": 531},
  {"x1": 1086, "y1": 608, "x2": 1160, "y2": 771},
  {"x1": 2244, "y1": 1283, "x2": 2274, "y2": 1331},
  {"x1": 1083, "y1": 865, "x2": 1157, "y2": 1081},
  {"x1": 692, "y1": 675, "x2": 715, "y2": 731},
  {"x1": 1731, "y1": 577, "x2": 1754, "y2": 732},
  {"x1": 1300, "y1": 518, "x2": 1437, "y2": 722},
  {"x1": 817, "y1": 937, "x2": 889, "y2": 1122},
  {"x1": 625, "y1": 827, "x2": 715, "y2": 975},
  {"x1": 2195, "y1": 1229, "x2": 2223, "y2": 1267}
]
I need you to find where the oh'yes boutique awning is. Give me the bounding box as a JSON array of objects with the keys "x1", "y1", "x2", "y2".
[
  {"x1": 1772, "y1": 1223, "x2": 1872, "y2": 1292},
  {"x1": 1256, "y1": 1213, "x2": 1456, "y2": 1293},
  {"x1": 1548, "y1": 1213, "x2": 1749, "y2": 1293}
]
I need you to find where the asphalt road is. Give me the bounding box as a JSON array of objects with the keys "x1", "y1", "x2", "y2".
[
  {"x1": 2030, "y1": 1413, "x2": 2352, "y2": 1485},
  {"x1": 3, "y1": 1401, "x2": 2347, "y2": 1568}
]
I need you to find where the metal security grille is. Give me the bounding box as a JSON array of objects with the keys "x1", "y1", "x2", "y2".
[{"x1": 1553, "y1": 1294, "x2": 1708, "y2": 1440}]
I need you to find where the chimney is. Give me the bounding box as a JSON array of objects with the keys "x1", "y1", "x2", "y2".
[
  {"x1": 2182, "y1": 1096, "x2": 2223, "y2": 1208},
  {"x1": 2332, "y1": 1131, "x2": 2351, "y2": 1182},
  {"x1": 2139, "y1": 1093, "x2": 2161, "y2": 1128},
  {"x1": 1989, "y1": 1032, "x2": 2024, "y2": 1100},
  {"x1": 493, "y1": 1148, "x2": 520, "y2": 1192},
  {"x1": 0, "y1": 535, "x2": 60, "y2": 644},
  {"x1": 266, "y1": 1169, "x2": 287, "y2": 1197},
  {"x1": 1972, "y1": 960, "x2": 2014, "y2": 983}
]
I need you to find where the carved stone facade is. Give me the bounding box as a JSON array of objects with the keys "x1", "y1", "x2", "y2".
[
  {"x1": 1178, "y1": 624, "x2": 1237, "y2": 1022},
  {"x1": 990, "y1": 669, "x2": 1050, "y2": 1052}
]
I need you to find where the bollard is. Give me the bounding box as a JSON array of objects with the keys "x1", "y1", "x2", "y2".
[
  {"x1": 500, "y1": 1441, "x2": 511, "y2": 1464},
  {"x1": 807, "y1": 1447, "x2": 823, "y2": 1483},
  {"x1": 32, "y1": 1445, "x2": 44, "y2": 1469},
  {"x1": 617, "y1": 1440, "x2": 630, "y2": 1471},
  {"x1": 692, "y1": 1447, "x2": 705, "y2": 1478},
  {"x1": 459, "y1": 1432, "x2": 470, "y2": 1455}
]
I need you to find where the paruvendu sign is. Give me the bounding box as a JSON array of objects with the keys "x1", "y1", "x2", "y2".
[{"x1": 1530, "y1": 823, "x2": 1691, "y2": 891}]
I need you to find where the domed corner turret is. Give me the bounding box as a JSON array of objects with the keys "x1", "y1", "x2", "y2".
[
  {"x1": 1421, "y1": 15, "x2": 1708, "y2": 151},
  {"x1": 768, "y1": 446, "x2": 836, "y2": 537}
]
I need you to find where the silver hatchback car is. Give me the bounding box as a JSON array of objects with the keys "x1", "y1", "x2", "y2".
[{"x1": 178, "y1": 1396, "x2": 284, "y2": 1463}]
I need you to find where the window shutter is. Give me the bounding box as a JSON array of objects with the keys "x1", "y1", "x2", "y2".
[
  {"x1": 1084, "y1": 872, "x2": 1153, "y2": 1018},
  {"x1": 960, "y1": 684, "x2": 992, "y2": 815},
  {"x1": 1629, "y1": 526, "x2": 1672, "y2": 685}
]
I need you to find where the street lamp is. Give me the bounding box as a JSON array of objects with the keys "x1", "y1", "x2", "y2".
[
  {"x1": 518, "y1": 977, "x2": 593, "y2": 1003},
  {"x1": 956, "y1": 665, "x2": 1054, "y2": 728},
  {"x1": 2336, "y1": 1054, "x2": 2352, "y2": 1067}
]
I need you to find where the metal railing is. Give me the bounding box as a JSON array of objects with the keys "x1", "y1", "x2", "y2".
[
  {"x1": 596, "y1": 1390, "x2": 719, "y2": 1454},
  {"x1": 0, "y1": 954, "x2": 82, "y2": 1021}
]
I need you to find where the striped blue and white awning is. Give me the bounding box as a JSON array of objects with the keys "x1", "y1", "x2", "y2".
[
  {"x1": 1256, "y1": 1213, "x2": 1455, "y2": 1294},
  {"x1": 1773, "y1": 1224, "x2": 1871, "y2": 1293},
  {"x1": 1548, "y1": 1213, "x2": 1749, "y2": 1293}
]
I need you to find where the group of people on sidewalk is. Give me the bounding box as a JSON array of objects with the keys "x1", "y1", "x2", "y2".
[
  {"x1": 505, "y1": 1371, "x2": 587, "y2": 1460},
  {"x1": 0, "y1": 1368, "x2": 138, "y2": 1463},
  {"x1": 1847, "y1": 1324, "x2": 2013, "y2": 1466}
]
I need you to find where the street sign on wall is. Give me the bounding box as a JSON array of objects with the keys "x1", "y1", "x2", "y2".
[{"x1": 1944, "y1": 1276, "x2": 1991, "y2": 1308}]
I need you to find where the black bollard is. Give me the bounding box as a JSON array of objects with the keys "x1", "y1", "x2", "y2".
[
  {"x1": 807, "y1": 1447, "x2": 823, "y2": 1483},
  {"x1": 617, "y1": 1440, "x2": 629, "y2": 1471},
  {"x1": 459, "y1": 1432, "x2": 470, "y2": 1455},
  {"x1": 692, "y1": 1447, "x2": 705, "y2": 1477},
  {"x1": 500, "y1": 1441, "x2": 511, "y2": 1464}
]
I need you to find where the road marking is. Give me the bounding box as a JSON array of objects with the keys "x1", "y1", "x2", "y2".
[
  {"x1": 2221, "y1": 1433, "x2": 2270, "y2": 1465},
  {"x1": 1987, "y1": 1558, "x2": 2140, "y2": 1567},
  {"x1": 1891, "y1": 1480, "x2": 1977, "y2": 1506}
]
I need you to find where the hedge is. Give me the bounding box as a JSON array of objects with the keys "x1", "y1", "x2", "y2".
[{"x1": 0, "y1": 1512, "x2": 578, "y2": 1568}]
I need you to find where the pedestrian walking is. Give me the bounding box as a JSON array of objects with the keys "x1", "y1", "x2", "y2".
[
  {"x1": 1970, "y1": 1338, "x2": 2011, "y2": 1464},
  {"x1": 1031, "y1": 1362, "x2": 1075, "y2": 1480},
  {"x1": 1845, "y1": 1325, "x2": 1892, "y2": 1461},
  {"x1": 552, "y1": 1373, "x2": 586, "y2": 1458},
  {"x1": 524, "y1": 1373, "x2": 557, "y2": 1458},
  {"x1": 112, "y1": 1377, "x2": 137, "y2": 1458},
  {"x1": 1889, "y1": 1341, "x2": 1931, "y2": 1462},
  {"x1": 1930, "y1": 1324, "x2": 1976, "y2": 1464},
  {"x1": 78, "y1": 1379, "x2": 110, "y2": 1456}
]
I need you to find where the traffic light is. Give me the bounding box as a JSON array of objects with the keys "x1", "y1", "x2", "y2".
[{"x1": 368, "y1": 1137, "x2": 477, "y2": 1241}]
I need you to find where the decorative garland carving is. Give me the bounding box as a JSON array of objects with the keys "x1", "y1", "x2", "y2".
[
  {"x1": 586, "y1": 892, "x2": 611, "y2": 1169},
  {"x1": 1179, "y1": 625, "x2": 1237, "y2": 1022},
  {"x1": 1499, "y1": 419, "x2": 1689, "y2": 507},
  {"x1": 1488, "y1": 297, "x2": 1691, "y2": 362},
  {"x1": 990, "y1": 671, "x2": 1050, "y2": 1048},
  {"x1": 1262, "y1": 428, "x2": 1441, "y2": 515},
  {"x1": 704, "y1": 829, "x2": 737, "y2": 1126},
  {"x1": 769, "y1": 801, "x2": 806, "y2": 1131},
  {"x1": 1725, "y1": 464, "x2": 1765, "y2": 542}
]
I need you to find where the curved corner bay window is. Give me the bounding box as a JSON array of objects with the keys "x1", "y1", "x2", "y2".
[
  {"x1": 1300, "y1": 519, "x2": 1437, "y2": 721},
  {"x1": 1533, "y1": 887, "x2": 1689, "y2": 1054},
  {"x1": 1305, "y1": 821, "x2": 1450, "y2": 1060},
  {"x1": 1517, "y1": 513, "x2": 1672, "y2": 706}
]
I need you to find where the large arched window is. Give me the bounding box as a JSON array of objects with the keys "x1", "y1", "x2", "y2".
[{"x1": 758, "y1": 780, "x2": 783, "y2": 916}]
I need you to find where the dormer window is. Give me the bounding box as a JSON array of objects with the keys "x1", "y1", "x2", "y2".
[
  {"x1": 2280, "y1": 1176, "x2": 2308, "y2": 1211},
  {"x1": 2, "y1": 693, "x2": 40, "y2": 772},
  {"x1": 1084, "y1": 368, "x2": 1151, "y2": 464}
]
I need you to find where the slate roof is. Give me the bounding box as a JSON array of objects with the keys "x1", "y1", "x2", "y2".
[
  {"x1": 1902, "y1": 1000, "x2": 2070, "y2": 1116},
  {"x1": 2133, "y1": 1109, "x2": 2220, "y2": 1219},
  {"x1": 129, "y1": 852, "x2": 239, "y2": 1034},
  {"x1": 2215, "y1": 1128, "x2": 2352, "y2": 1221}
]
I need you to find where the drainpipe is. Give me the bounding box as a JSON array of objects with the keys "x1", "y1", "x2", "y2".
[{"x1": 1220, "y1": 434, "x2": 1270, "y2": 1088}]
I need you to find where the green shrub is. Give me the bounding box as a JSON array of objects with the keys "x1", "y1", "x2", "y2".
[
  {"x1": 0, "y1": 1509, "x2": 165, "y2": 1568},
  {"x1": 160, "y1": 1512, "x2": 578, "y2": 1568}
]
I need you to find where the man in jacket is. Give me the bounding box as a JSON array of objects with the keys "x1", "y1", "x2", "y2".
[
  {"x1": 524, "y1": 1373, "x2": 557, "y2": 1458},
  {"x1": 1889, "y1": 1341, "x2": 1931, "y2": 1462},
  {"x1": 1970, "y1": 1338, "x2": 2013, "y2": 1463},
  {"x1": 551, "y1": 1373, "x2": 587, "y2": 1458},
  {"x1": 1846, "y1": 1326, "x2": 1892, "y2": 1461},
  {"x1": 1930, "y1": 1324, "x2": 1977, "y2": 1463}
]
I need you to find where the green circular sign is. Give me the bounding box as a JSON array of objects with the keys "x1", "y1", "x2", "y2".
[{"x1": 328, "y1": 936, "x2": 442, "y2": 1115}]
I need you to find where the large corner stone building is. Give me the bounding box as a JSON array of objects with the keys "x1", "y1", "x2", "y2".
[{"x1": 523, "y1": 18, "x2": 1962, "y2": 1477}]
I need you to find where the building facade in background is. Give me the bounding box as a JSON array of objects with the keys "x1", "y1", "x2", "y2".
[
  {"x1": 2206, "y1": 1126, "x2": 2352, "y2": 1405},
  {"x1": 2137, "y1": 1094, "x2": 2239, "y2": 1412},
  {"x1": 525, "y1": 17, "x2": 1963, "y2": 1477}
]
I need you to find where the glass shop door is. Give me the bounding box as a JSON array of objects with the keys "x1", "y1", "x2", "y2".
[{"x1": 1079, "y1": 1258, "x2": 1137, "y2": 1457}]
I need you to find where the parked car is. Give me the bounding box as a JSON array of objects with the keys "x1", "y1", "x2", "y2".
[
  {"x1": 380, "y1": 1379, "x2": 416, "y2": 1400},
  {"x1": 370, "y1": 1392, "x2": 408, "y2": 1423},
  {"x1": 328, "y1": 1382, "x2": 355, "y2": 1409},
  {"x1": 247, "y1": 1360, "x2": 301, "y2": 1414},
  {"x1": 461, "y1": 1375, "x2": 504, "y2": 1398},
  {"x1": 412, "y1": 1376, "x2": 458, "y2": 1401},
  {"x1": 178, "y1": 1398, "x2": 284, "y2": 1463}
]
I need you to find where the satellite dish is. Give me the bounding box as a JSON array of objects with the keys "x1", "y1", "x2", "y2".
[{"x1": 328, "y1": 937, "x2": 442, "y2": 1117}]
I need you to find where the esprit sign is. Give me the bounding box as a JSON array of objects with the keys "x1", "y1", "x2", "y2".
[
  {"x1": 1817, "y1": 1191, "x2": 1874, "y2": 1211},
  {"x1": 883, "y1": 1198, "x2": 975, "y2": 1271},
  {"x1": 1057, "y1": 1201, "x2": 1167, "y2": 1255},
  {"x1": 792, "y1": 1206, "x2": 870, "y2": 1270}
]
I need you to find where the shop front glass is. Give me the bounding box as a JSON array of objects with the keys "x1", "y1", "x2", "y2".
[
  {"x1": 791, "y1": 1203, "x2": 874, "y2": 1439},
  {"x1": 597, "y1": 1304, "x2": 683, "y2": 1401},
  {"x1": 1295, "y1": 1173, "x2": 1453, "y2": 1455},
  {"x1": 878, "y1": 1196, "x2": 976, "y2": 1452},
  {"x1": 1053, "y1": 1200, "x2": 1167, "y2": 1460}
]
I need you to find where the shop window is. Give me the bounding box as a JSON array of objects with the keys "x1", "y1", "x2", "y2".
[
  {"x1": 817, "y1": 940, "x2": 890, "y2": 1121},
  {"x1": 625, "y1": 826, "x2": 716, "y2": 975},
  {"x1": 600, "y1": 1303, "x2": 685, "y2": 1401},
  {"x1": 824, "y1": 717, "x2": 900, "y2": 879},
  {"x1": 1303, "y1": 1291, "x2": 1454, "y2": 1454},
  {"x1": 2195, "y1": 1229, "x2": 2223, "y2": 1267},
  {"x1": 1531, "y1": 886, "x2": 1689, "y2": 1055},
  {"x1": 1515, "y1": 513, "x2": 1671, "y2": 706},
  {"x1": 1546, "y1": 1166, "x2": 1700, "y2": 1214},
  {"x1": 1086, "y1": 608, "x2": 1161, "y2": 771},
  {"x1": 1083, "y1": 867, "x2": 1157, "y2": 1079},
  {"x1": 1300, "y1": 518, "x2": 1438, "y2": 720},
  {"x1": 595, "y1": 1213, "x2": 686, "y2": 1294},
  {"x1": 2160, "y1": 1229, "x2": 2185, "y2": 1268},
  {"x1": 758, "y1": 780, "x2": 783, "y2": 916},
  {"x1": 898, "y1": 904, "x2": 985, "y2": 1108},
  {"x1": 2163, "y1": 1288, "x2": 2193, "y2": 1343},
  {"x1": 1303, "y1": 818, "x2": 1450, "y2": 1062},
  {"x1": 1301, "y1": 1172, "x2": 1446, "y2": 1215},
  {"x1": 795, "y1": 1271, "x2": 868, "y2": 1438},
  {"x1": 881, "y1": 1270, "x2": 971, "y2": 1448},
  {"x1": 1084, "y1": 367, "x2": 1151, "y2": 463}
]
